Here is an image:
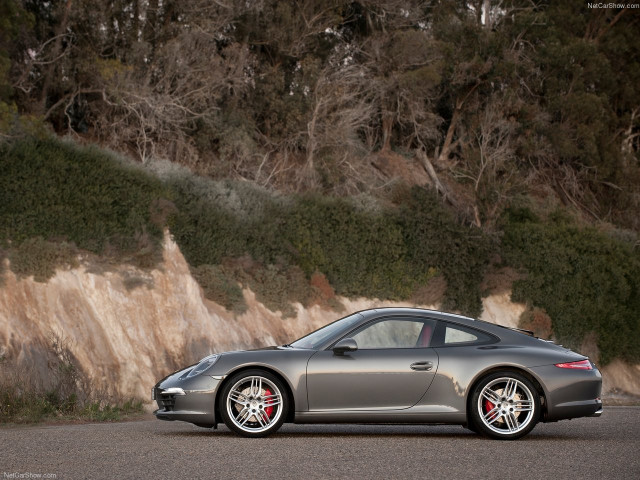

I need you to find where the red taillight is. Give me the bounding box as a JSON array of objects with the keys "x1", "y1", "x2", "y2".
[{"x1": 555, "y1": 359, "x2": 593, "y2": 370}]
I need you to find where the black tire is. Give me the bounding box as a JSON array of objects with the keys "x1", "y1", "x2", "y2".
[
  {"x1": 218, "y1": 369, "x2": 288, "y2": 438},
  {"x1": 470, "y1": 371, "x2": 540, "y2": 440},
  {"x1": 465, "y1": 419, "x2": 479, "y2": 434}
]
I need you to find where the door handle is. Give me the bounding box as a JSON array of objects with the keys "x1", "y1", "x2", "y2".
[{"x1": 410, "y1": 361, "x2": 433, "y2": 371}]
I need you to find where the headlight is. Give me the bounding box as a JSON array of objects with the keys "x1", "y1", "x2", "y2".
[{"x1": 186, "y1": 354, "x2": 219, "y2": 378}]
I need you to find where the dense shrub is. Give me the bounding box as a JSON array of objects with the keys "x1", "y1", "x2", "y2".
[
  {"x1": 281, "y1": 194, "x2": 416, "y2": 300},
  {"x1": 519, "y1": 306, "x2": 553, "y2": 339},
  {"x1": 191, "y1": 264, "x2": 246, "y2": 314},
  {"x1": 503, "y1": 208, "x2": 640, "y2": 364},
  {"x1": 166, "y1": 172, "x2": 488, "y2": 315},
  {"x1": 8, "y1": 237, "x2": 78, "y2": 282},
  {"x1": 225, "y1": 260, "x2": 313, "y2": 318},
  {"x1": 396, "y1": 188, "x2": 490, "y2": 316},
  {"x1": 0, "y1": 137, "x2": 167, "y2": 278}
]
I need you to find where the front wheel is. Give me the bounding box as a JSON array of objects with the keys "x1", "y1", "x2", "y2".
[
  {"x1": 219, "y1": 369, "x2": 288, "y2": 437},
  {"x1": 470, "y1": 371, "x2": 540, "y2": 440}
]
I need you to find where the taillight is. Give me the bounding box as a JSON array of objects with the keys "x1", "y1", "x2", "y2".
[{"x1": 555, "y1": 359, "x2": 592, "y2": 370}]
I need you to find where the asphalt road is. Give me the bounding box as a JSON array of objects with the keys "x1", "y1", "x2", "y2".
[{"x1": 1, "y1": 406, "x2": 638, "y2": 480}]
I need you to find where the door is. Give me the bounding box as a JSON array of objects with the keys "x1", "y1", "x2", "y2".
[{"x1": 306, "y1": 317, "x2": 439, "y2": 411}]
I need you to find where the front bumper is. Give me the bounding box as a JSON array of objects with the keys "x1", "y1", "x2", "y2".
[{"x1": 152, "y1": 367, "x2": 224, "y2": 428}]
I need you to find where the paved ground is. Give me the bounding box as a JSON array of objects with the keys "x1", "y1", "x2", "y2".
[{"x1": 1, "y1": 407, "x2": 638, "y2": 480}]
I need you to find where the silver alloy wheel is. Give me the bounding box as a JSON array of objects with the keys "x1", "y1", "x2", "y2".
[
  {"x1": 226, "y1": 375, "x2": 283, "y2": 434},
  {"x1": 477, "y1": 377, "x2": 535, "y2": 435}
]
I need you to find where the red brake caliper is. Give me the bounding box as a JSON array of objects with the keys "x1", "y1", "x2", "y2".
[
  {"x1": 484, "y1": 399, "x2": 495, "y2": 416},
  {"x1": 264, "y1": 388, "x2": 274, "y2": 417}
]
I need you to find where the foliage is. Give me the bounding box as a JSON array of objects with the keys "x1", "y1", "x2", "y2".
[
  {"x1": 166, "y1": 170, "x2": 487, "y2": 316},
  {"x1": 0, "y1": 0, "x2": 32, "y2": 103},
  {"x1": 0, "y1": 136, "x2": 168, "y2": 279},
  {"x1": 282, "y1": 194, "x2": 412, "y2": 299},
  {"x1": 396, "y1": 187, "x2": 490, "y2": 315},
  {"x1": 191, "y1": 264, "x2": 247, "y2": 314},
  {"x1": 503, "y1": 208, "x2": 640, "y2": 364},
  {"x1": 519, "y1": 307, "x2": 553, "y2": 340},
  {"x1": 8, "y1": 237, "x2": 77, "y2": 282},
  {"x1": 227, "y1": 260, "x2": 313, "y2": 318},
  {"x1": 0, "y1": 0, "x2": 636, "y2": 226}
]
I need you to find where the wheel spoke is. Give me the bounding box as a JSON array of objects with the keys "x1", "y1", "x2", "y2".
[
  {"x1": 229, "y1": 389, "x2": 247, "y2": 404},
  {"x1": 504, "y1": 412, "x2": 518, "y2": 432},
  {"x1": 262, "y1": 394, "x2": 282, "y2": 406},
  {"x1": 235, "y1": 407, "x2": 251, "y2": 426},
  {"x1": 514, "y1": 404, "x2": 533, "y2": 412},
  {"x1": 483, "y1": 406, "x2": 501, "y2": 424},
  {"x1": 250, "y1": 377, "x2": 257, "y2": 396},
  {"x1": 255, "y1": 410, "x2": 267, "y2": 428},
  {"x1": 262, "y1": 410, "x2": 273, "y2": 425},
  {"x1": 504, "y1": 379, "x2": 518, "y2": 400},
  {"x1": 250, "y1": 377, "x2": 262, "y2": 397},
  {"x1": 482, "y1": 388, "x2": 500, "y2": 403}
]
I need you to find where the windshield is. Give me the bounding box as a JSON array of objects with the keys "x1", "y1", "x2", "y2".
[{"x1": 289, "y1": 313, "x2": 363, "y2": 349}]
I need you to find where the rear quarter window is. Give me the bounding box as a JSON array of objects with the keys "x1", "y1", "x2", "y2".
[{"x1": 434, "y1": 321, "x2": 495, "y2": 347}]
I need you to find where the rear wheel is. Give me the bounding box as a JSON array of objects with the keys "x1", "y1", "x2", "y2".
[
  {"x1": 219, "y1": 369, "x2": 288, "y2": 437},
  {"x1": 470, "y1": 371, "x2": 540, "y2": 440}
]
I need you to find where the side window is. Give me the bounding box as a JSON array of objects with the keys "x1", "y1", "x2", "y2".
[
  {"x1": 351, "y1": 318, "x2": 436, "y2": 349},
  {"x1": 438, "y1": 322, "x2": 493, "y2": 346},
  {"x1": 445, "y1": 325, "x2": 478, "y2": 344}
]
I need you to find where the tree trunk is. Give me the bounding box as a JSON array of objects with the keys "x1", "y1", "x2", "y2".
[
  {"x1": 144, "y1": 0, "x2": 159, "y2": 57},
  {"x1": 438, "y1": 106, "x2": 460, "y2": 165},
  {"x1": 132, "y1": 0, "x2": 140, "y2": 45},
  {"x1": 482, "y1": 0, "x2": 492, "y2": 30},
  {"x1": 37, "y1": 0, "x2": 73, "y2": 116}
]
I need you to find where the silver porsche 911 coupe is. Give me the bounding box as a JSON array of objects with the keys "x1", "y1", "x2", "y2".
[{"x1": 153, "y1": 308, "x2": 602, "y2": 440}]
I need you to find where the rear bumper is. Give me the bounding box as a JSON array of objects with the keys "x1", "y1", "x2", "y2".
[
  {"x1": 530, "y1": 364, "x2": 602, "y2": 422},
  {"x1": 548, "y1": 397, "x2": 603, "y2": 421}
]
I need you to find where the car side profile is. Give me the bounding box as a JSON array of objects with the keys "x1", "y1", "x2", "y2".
[{"x1": 153, "y1": 308, "x2": 602, "y2": 440}]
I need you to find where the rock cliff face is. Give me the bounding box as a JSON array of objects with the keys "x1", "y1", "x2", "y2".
[{"x1": 0, "y1": 233, "x2": 638, "y2": 400}]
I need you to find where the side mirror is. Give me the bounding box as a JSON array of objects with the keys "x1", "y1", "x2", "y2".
[{"x1": 333, "y1": 338, "x2": 358, "y2": 356}]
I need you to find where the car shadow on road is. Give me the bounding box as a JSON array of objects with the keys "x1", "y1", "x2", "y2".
[{"x1": 155, "y1": 425, "x2": 587, "y2": 441}]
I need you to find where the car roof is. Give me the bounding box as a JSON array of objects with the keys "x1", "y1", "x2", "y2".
[{"x1": 359, "y1": 307, "x2": 476, "y2": 324}]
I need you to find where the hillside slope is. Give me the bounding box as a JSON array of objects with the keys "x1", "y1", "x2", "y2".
[{"x1": 1, "y1": 232, "x2": 638, "y2": 400}]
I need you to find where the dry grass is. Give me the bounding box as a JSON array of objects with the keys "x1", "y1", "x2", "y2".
[{"x1": 0, "y1": 333, "x2": 143, "y2": 425}]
